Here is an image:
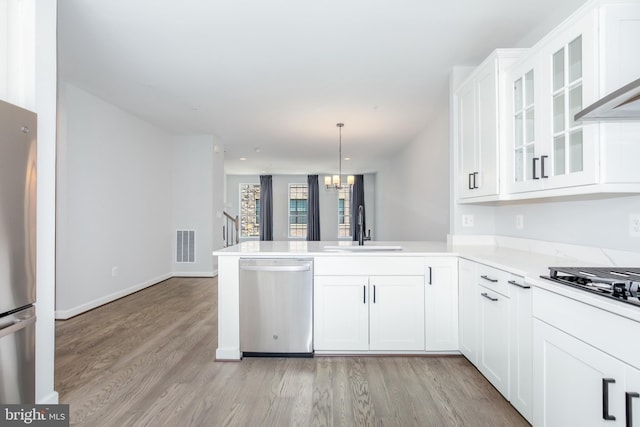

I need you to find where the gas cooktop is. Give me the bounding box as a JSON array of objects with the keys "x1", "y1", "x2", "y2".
[{"x1": 541, "y1": 267, "x2": 640, "y2": 308}]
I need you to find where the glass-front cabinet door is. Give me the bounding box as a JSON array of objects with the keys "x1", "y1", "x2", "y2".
[
  {"x1": 539, "y1": 11, "x2": 598, "y2": 190},
  {"x1": 507, "y1": 54, "x2": 543, "y2": 194},
  {"x1": 551, "y1": 36, "x2": 584, "y2": 179}
]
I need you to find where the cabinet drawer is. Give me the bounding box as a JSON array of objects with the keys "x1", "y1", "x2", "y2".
[
  {"x1": 314, "y1": 256, "x2": 425, "y2": 276},
  {"x1": 533, "y1": 287, "x2": 640, "y2": 369},
  {"x1": 476, "y1": 264, "x2": 509, "y2": 296}
]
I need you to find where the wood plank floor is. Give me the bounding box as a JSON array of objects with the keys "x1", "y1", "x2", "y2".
[{"x1": 55, "y1": 277, "x2": 529, "y2": 426}]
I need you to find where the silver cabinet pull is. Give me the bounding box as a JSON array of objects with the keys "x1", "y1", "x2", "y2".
[
  {"x1": 480, "y1": 275, "x2": 498, "y2": 283},
  {"x1": 508, "y1": 280, "x2": 530, "y2": 289},
  {"x1": 481, "y1": 292, "x2": 498, "y2": 302}
]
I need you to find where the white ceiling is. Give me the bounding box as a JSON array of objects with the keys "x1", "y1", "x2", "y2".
[{"x1": 57, "y1": 0, "x2": 588, "y2": 175}]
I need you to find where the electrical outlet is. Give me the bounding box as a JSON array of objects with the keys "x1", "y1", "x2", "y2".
[
  {"x1": 462, "y1": 214, "x2": 474, "y2": 228},
  {"x1": 630, "y1": 214, "x2": 640, "y2": 237},
  {"x1": 112, "y1": 266, "x2": 119, "y2": 277},
  {"x1": 515, "y1": 214, "x2": 524, "y2": 230}
]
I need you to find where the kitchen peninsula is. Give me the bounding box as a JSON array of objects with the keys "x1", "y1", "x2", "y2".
[
  {"x1": 215, "y1": 240, "x2": 455, "y2": 360},
  {"x1": 214, "y1": 238, "x2": 640, "y2": 424},
  {"x1": 214, "y1": 239, "x2": 640, "y2": 358}
]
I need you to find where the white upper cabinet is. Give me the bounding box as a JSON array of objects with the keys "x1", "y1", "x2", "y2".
[
  {"x1": 506, "y1": 9, "x2": 599, "y2": 194},
  {"x1": 458, "y1": 0, "x2": 640, "y2": 202},
  {"x1": 455, "y1": 50, "x2": 526, "y2": 201},
  {"x1": 506, "y1": 53, "x2": 543, "y2": 194}
]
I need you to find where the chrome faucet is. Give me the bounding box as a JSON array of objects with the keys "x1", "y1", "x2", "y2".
[{"x1": 357, "y1": 205, "x2": 371, "y2": 246}]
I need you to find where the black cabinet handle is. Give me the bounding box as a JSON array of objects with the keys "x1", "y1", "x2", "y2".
[
  {"x1": 603, "y1": 378, "x2": 616, "y2": 421},
  {"x1": 468, "y1": 173, "x2": 474, "y2": 190},
  {"x1": 541, "y1": 155, "x2": 549, "y2": 178},
  {"x1": 627, "y1": 392, "x2": 639, "y2": 427},
  {"x1": 363, "y1": 285, "x2": 366, "y2": 304},
  {"x1": 508, "y1": 280, "x2": 530, "y2": 289},
  {"x1": 480, "y1": 275, "x2": 498, "y2": 283},
  {"x1": 373, "y1": 285, "x2": 376, "y2": 303},
  {"x1": 428, "y1": 266, "x2": 432, "y2": 285},
  {"x1": 481, "y1": 292, "x2": 498, "y2": 302},
  {"x1": 533, "y1": 157, "x2": 540, "y2": 179}
]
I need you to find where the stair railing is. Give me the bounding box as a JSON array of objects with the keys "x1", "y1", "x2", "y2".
[{"x1": 222, "y1": 211, "x2": 239, "y2": 247}]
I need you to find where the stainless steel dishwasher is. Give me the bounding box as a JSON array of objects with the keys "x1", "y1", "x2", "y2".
[{"x1": 239, "y1": 258, "x2": 313, "y2": 357}]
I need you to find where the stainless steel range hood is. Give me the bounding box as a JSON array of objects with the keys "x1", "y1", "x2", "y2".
[{"x1": 575, "y1": 77, "x2": 640, "y2": 121}]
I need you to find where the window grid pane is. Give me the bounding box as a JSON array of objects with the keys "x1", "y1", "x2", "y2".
[
  {"x1": 289, "y1": 184, "x2": 308, "y2": 238},
  {"x1": 240, "y1": 184, "x2": 260, "y2": 237},
  {"x1": 338, "y1": 186, "x2": 352, "y2": 238}
]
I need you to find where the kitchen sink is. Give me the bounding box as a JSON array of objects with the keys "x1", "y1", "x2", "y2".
[{"x1": 322, "y1": 245, "x2": 404, "y2": 252}]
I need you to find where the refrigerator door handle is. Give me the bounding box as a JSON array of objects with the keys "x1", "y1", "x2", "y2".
[{"x1": 0, "y1": 315, "x2": 36, "y2": 339}]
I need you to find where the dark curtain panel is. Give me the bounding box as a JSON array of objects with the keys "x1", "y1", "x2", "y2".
[
  {"x1": 307, "y1": 175, "x2": 321, "y2": 241},
  {"x1": 259, "y1": 175, "x2": 273, "y2": 241},
  {"x1": 351, "y1": 174, "x2": 365, "y2": 241}
]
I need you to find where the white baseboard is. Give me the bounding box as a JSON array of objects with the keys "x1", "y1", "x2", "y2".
[
  {"x1": 55, "y1": 273, "x2": 172, "y2": 320},
  {"x1": 37, "y1": 390, "x2": 59, "y2": 404},
  {"x1": 215, "y1": 347, "x2": 242, "y2": 361}
]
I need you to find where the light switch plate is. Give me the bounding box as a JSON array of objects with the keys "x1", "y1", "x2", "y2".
[
  {"x1": 462, "y1": 214, "x2": 474, "y2": 228},
  {"x1": 515, "y1": 215, "x2": 524, "y2": 230}
]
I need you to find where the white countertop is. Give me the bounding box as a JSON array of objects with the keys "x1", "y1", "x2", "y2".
[
  {"x1": 213, "y1": 240, "x2": 451, "y2": 256},
  {"x1": 214, "y1": 239, "x2": 640, "y2": 323}
]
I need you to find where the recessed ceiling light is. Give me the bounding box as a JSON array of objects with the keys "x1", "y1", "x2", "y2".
[
  {"x1": 254, "y1": 148, "x2": 261, "y2": 153},
  {"x1": 344, "y1": 157, "x2": 351, "y2": 161},
  {"x1": 239, "y1": 157, "x2": 247, "y2": 161}
]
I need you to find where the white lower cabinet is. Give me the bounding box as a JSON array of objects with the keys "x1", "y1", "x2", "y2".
[
  {"x1": 313, "y1": 274, "x2": 424, "y2": 351},
  {"x1": 533, "y1": 286, "x2": 640, "y2": 427},
  {"x1": 508, "y1": 276, "x2": 533, "y2": 423},
  {"x1": 313, "y1": 275, "x2": 370, "y2": 351},
  {"x1": 477, "y1": 283, "x2": 509, "y2": 398},
  {"x1": 627, "y1": 367, "x2": 640, "y2": 427},
  {"x1": 369, "y1": 276, "x2": 425, "y2": 351},
  {"x1": 458, "y1": 259, "x2": 478, "y2": 363},
  {"x1": 458, "y1": 259, "x2": 533, "y2": 423},
  {"x1": 533, "y1": 319, "x2": 626, "y2": 427},
  {"x1": 424, "y1": 257, "x2": 459, "y2": 351}
]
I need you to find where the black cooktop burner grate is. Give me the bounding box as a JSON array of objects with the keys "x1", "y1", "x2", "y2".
[
  {"x1": 548, "y1": 267, "x2": 640, "y2": 281},
  {"x1": 541, "y1": 267, "x2": 640, "y2": 308}
]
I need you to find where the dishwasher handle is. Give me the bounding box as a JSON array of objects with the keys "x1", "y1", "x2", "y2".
[{"x1": 240, "y1": 264, "x2": 311, "y2": 273}]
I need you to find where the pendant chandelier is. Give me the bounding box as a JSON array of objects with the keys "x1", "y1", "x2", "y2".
[{"x1": 325, "y1": 122, "x2": 354, "y2": 189}]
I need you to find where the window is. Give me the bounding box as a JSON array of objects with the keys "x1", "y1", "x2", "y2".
[
  {"x1": 338, "y1": 186, "x2": 351, "y2": 238},
  {"x1": 288, "y1": 184, "x2": 308, "y2": 238},
  {"x1": 240, "y1": 183, "x2": 260, "y2": 237}
]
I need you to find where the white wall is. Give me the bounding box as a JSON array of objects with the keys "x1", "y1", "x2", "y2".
[
  {"x1": 375, "y1": 111, "x2": 451, "y2": 242},
  {"x1": 492, "y1": 196, "x2": 640, "y2": 252},
  {"x1": 56, "y1": 83, "x2": 174, "y2": 318},
  {"x1": 171, "y1": 135, "x2": 225, "y2": 276},
  {"x1": 1, "y1": 0, "x2": 58, "y2": 404},
  {"x1": 449, "y1": 64, "x2": 640, "y2": 252},
  {"x1": 225, "y1": 174, "x2": 376, "y2": 241}
]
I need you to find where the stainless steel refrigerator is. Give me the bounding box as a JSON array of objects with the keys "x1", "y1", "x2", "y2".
[{"x1": 0, "y1": 99, "x2": 37, "y2": 403}]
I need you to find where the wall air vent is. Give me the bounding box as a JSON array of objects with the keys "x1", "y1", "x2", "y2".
[{"x1": 176, "y1": 230, "x2": 195, "y2": 263}]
